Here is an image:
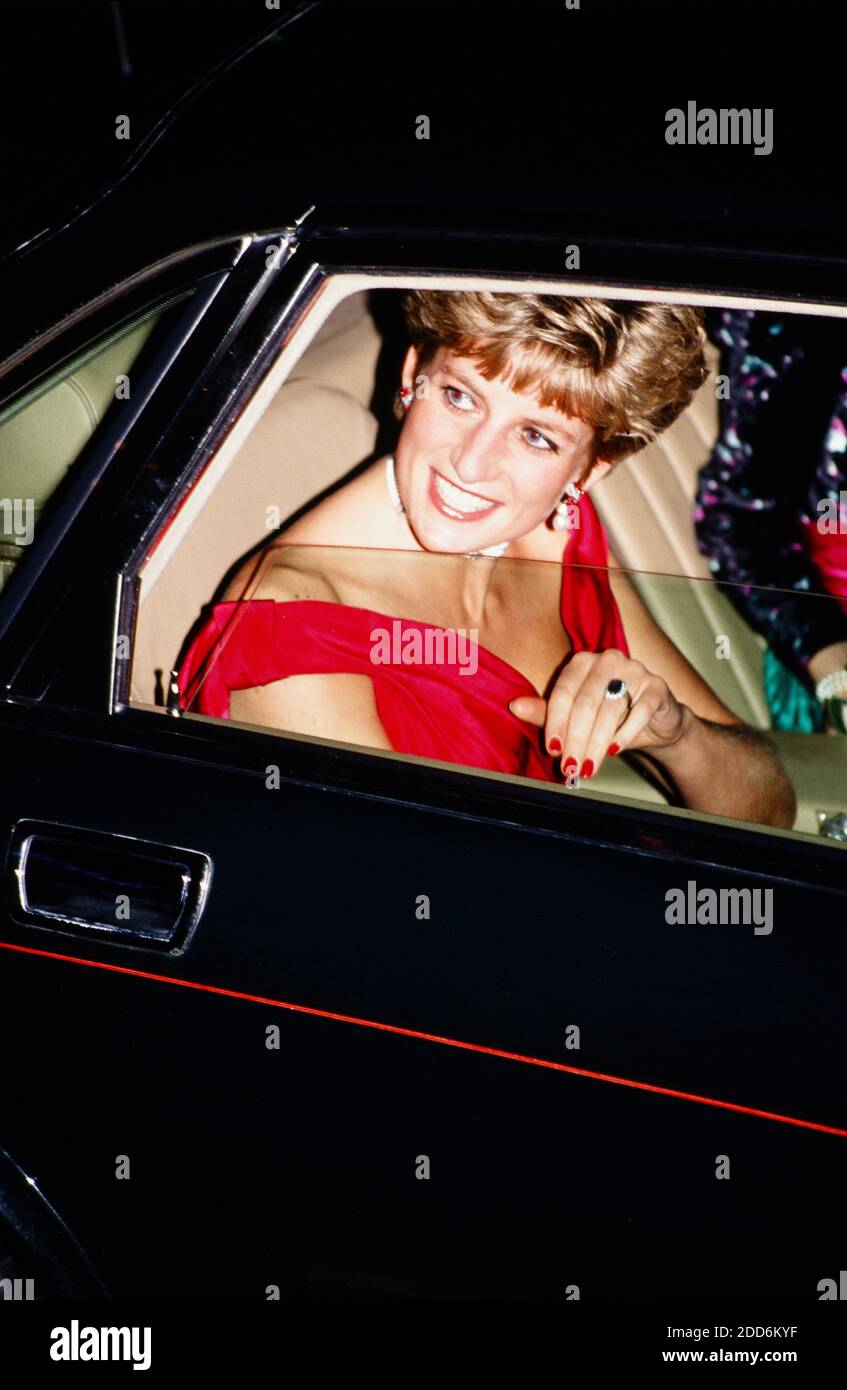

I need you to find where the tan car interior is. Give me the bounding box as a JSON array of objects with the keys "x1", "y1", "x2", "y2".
[{"x1": 3, "y1": 286, "x2": 844, "y2": 837}]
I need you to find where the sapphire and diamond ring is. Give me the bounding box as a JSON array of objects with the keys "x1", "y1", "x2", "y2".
[{"x1": 604, "y1": 678, "x2": 629, "y2": 702}]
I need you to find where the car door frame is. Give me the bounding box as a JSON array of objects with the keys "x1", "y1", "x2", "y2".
[{"x1": 3, "y1": 216, "x2": 847, "y2": 915}]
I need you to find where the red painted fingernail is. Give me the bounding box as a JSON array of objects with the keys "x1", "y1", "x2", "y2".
[
  {"x1": 548, "y1": 736, "x2": 562, "y2": 754},
  {"x1": 562, "y1": 756, "x2": 578, "y2": 775},
  {"x1": 580, "y1": 759, "x2": 594, "y2": 779},
  {"x1": 607, "y1": 742, "x2": 621, "y2": 757}
]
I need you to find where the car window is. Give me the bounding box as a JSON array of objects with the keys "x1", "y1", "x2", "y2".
[
  {"x1": 0, "y1": 294, "x2": 193, "y2": 596},
  {"x1": 165, "y1": 539, "x2": 847, "y2": 848},
  {"x1": 124, "y1": 282, "x2": 847, "y2": 854}
]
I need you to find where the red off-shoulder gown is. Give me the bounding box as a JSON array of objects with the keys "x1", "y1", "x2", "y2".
[{"x1": 176, "y1": 494, "x2": 629, "y2": 783}]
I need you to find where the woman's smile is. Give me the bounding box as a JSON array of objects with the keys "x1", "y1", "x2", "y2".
[{"x1": 429, "y1": 466, "x2": 504, "y2": 522}]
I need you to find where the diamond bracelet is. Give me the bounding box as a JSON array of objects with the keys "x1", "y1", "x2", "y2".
[{"x1": 815, "y1": 668, "x2": 847, "y2": 703}]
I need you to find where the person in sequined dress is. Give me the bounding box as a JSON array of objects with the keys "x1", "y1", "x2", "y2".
[{"x1": 695, "y1": 308, "x2": 847, "y2": 730}]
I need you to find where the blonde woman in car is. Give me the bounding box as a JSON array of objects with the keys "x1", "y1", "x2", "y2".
[{"x1": 178, "y1": 291, "x2": 795, "y2": 828}]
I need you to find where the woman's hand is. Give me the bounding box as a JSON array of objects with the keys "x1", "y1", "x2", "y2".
[{"x1": 508, "y1": 648, "x2": 690, "y2": 780}]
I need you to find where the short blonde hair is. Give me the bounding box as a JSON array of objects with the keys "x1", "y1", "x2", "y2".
[{"x1": 401, "y1": 290, "x2": 707, "y2": 462}]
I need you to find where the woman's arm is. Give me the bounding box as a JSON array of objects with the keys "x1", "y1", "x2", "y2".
[
  {"x1": 226, "y1": 559, "x2": 394, "y2": 751},
  {"x1": 230, "y1": 671, "x2": 393, "y2": 750},
  {"x1": 510, "y1": 566, "x2": 796, "y2": 829},
  {"x1": 610, "y1": 566, "x2": 795, "y2": 824},
  {"x1": 633, "y1": 703, "x2": 795, "y2": 826},
  {"x1": 608, "y1": 562, "x2": 741, "y2": 726}
]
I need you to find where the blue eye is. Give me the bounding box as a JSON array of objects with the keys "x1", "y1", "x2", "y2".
[
  {"x1": 524, "y1": 427, "x2": 556, "y2": 453},
  {"x1": 442, "y1": 385, "x2": 473, "y2": 411}
]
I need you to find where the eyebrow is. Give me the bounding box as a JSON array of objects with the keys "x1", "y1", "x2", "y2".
[{"x1": 438, "y1": 365, "x2": 579, "y2": 442}]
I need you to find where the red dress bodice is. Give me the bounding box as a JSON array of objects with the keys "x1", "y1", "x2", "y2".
[{"x1": 176, "y1": 494, "x2": 629, "y2": 783}]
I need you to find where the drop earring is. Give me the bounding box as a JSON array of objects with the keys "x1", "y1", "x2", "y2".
[
  {"x1": 393, "y1": 385, "x2": 414, "y2": 420},
  {"x1": 551, "y1": 480, "x2": 583, "y2": 531}
]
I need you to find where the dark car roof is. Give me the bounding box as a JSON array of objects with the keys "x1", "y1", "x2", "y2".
[{"x1": 1, "y1": 0, "x2": 844, "y2": 360}]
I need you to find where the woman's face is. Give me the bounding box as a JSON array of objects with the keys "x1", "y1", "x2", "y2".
[{"x1": 395, "y1": 344, "x2": 612, "y2": 553}]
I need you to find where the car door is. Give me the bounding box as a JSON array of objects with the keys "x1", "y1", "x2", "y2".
[{"x1": 2, "y1": 225, "x2": 846, "y2": 1301}]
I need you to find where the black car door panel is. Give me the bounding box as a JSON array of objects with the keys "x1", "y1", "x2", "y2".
[{"x1": 1, "y1": 703, "x2": 845, "y2": 1297}]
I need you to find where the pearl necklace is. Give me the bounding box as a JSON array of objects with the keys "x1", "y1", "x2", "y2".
[{"x1": 385, "y1": 455, "x2": 508, "y2": 558}]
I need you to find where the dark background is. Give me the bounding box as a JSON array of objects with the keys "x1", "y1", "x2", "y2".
[
  {"x1": 0, "y1": 1, "x2": 267, "y2": 253},
  {"x1": 0, "y1": 0, "x2": 843, "y2": 260}
]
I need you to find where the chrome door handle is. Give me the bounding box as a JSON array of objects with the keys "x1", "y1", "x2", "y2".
[{"x1": 6, "y1": 819, "x2": 211, "y2": 955}]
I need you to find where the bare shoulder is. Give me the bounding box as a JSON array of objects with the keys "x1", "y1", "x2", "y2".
[
  {"x1": 231, "y1": 668, "x2": 393, "y2": 750},
  {"x1": 221, "y1": 465, "x2": 383, "y2": 603},
  {"x1": 221, "y1": 546, "x2": 344, "y2": 604}
]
